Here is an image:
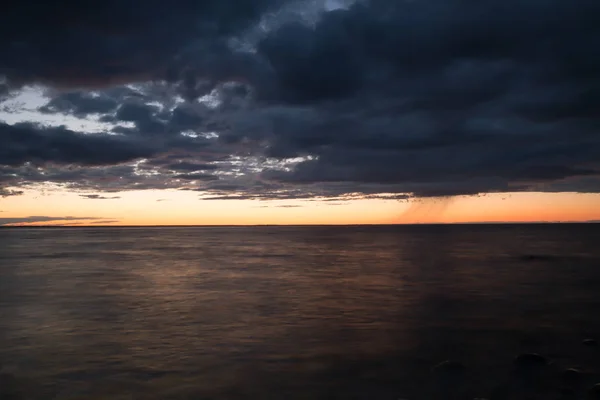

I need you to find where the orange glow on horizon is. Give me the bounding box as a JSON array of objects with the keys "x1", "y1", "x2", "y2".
[{"x1": 1, "y1": 188, "x2": 600, "y2": 226}]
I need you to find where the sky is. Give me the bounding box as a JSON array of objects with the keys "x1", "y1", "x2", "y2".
[{"x1": 1, "y1": 0, "x2": 600, "y2": 226}]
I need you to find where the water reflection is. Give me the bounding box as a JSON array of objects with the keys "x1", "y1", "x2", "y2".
[{"x1": 1, "y1": 225, "x2": 600, "y2": 398}]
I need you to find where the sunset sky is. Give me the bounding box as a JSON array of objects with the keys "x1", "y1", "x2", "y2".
[
  {"x1": 2, "y1": 188, "x2": 600, "y2": 226},
  {"x1": 2, "y1": 0, "x2": 600, "y2": 226}
]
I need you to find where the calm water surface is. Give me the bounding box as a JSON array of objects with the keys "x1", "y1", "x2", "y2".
[{"x1": 1, "y1": 224, "x2": 600, "y2": 399}]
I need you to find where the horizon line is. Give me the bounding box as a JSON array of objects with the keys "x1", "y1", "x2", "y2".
[{"x1": 2, "y1": 221, "x2": 600, "y2": 228}]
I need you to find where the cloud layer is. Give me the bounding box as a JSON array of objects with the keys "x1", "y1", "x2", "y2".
[{"x1": 1, "y1": 0, "x2": 599, "y2": 199}]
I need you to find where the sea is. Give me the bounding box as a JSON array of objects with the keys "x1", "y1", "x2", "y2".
[{"x1": 1, "y1": 224, "x2": 599, "y2": 399}]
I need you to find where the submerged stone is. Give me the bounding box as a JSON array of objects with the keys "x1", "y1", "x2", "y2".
[
  {"x1": 558, "y1": 387, "x2": 577, "y2": 400},
  {"x1": 561, "y1": 368, "x2": 582, "y2": 386},
  {"x1": 588, "y1": 384, "x2": 600, "y2": 400},
  {"x1": 513, "y1": 353, "x2": 547, "y2": 369},
  {"x1": 432, "y1": 360, "x2": 466, "y2": 375}
]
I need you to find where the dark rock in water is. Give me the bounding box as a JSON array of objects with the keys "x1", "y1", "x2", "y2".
[
  {"x1": 514, "y1": 353, "x2": 548, "y2": 369},
  {"x1": 431, "y1": 361, "x2": 468, "y2": 399},
  {"x1": 583, "y1": 339, "x2": 598, "y2": 347},
  {"x1": 432, "y1": 360, "x2": 466, "y2": 376},
  {"x1": 558, "y1": 387, "x2": 577, "y2": 400},
  {"x1": 588, "y1": 384, "x2": 600, "y2": 400},
  {"x1": 490, "y1": 384, "x2": 510, "y2": 400},
  {"x1": 561, "y1": 368, "x2": 582, "y2": 386},
  {"x1": 513, "y1": 353, "x2": 548, "y2": 384},
  {"x1": 559, "y1": 387, "x2": 575, "y2": 395}
]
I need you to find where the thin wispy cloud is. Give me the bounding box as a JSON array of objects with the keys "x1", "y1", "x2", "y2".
[
  {"x1": 0, "y1": 216, "x2": 114, "y2": 226},
  {"x1": 79, "y1": 194, "x2": 121, "y2": 200},
  {"x1": 59, "y1": 219, "x2": 120, "y2": 225}
]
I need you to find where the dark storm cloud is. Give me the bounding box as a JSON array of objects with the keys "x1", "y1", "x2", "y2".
[
  {"x1": 0, "y1": 0, "x2": 286, "y2": 89},
  {"x1": 107, "y1": 101, "x2": 171, "y2": 135},
  {"x1": 197, "y1": 180, "x2": 413, "y2": 201},
  {"x1": 259, "y1": 123, "x2": 600, "y2": 196},
  {"x1": 2, "y1": 0, "x2": 600, "y2": 199},
  {"x1": 243, "y1": 0, "x2": 600, "y2": 196},
  {"x1": 169, "y1": 106, "x2": 205, "y2": 130},
  {"x1": 114, "y1": 102, "x2": 159, "y2": 123},
  {"x1": 0, "y1": 121, "x2": 156, "y2": 166},
  {"x1": 163, "y1": 162, "x2": 219, "y2": 172},
  {"x1": 106, "y1": 101, "x2": 210, "y2": 136},
  {"x1": 256, "y1": 0, "x2": 600, "y2": 103},
  {"x1": 0, "y1": 82, "x2": 11, "y2": 103},
  {"x1": 0, "y1": 156, "x2": 228, "y2": 195},
  {"x1": 40, "y1": 92, "x2": 119, "y2": 116},
  {"x1": 174, "y1": 173, "x2": 220, "y2": 181}
]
